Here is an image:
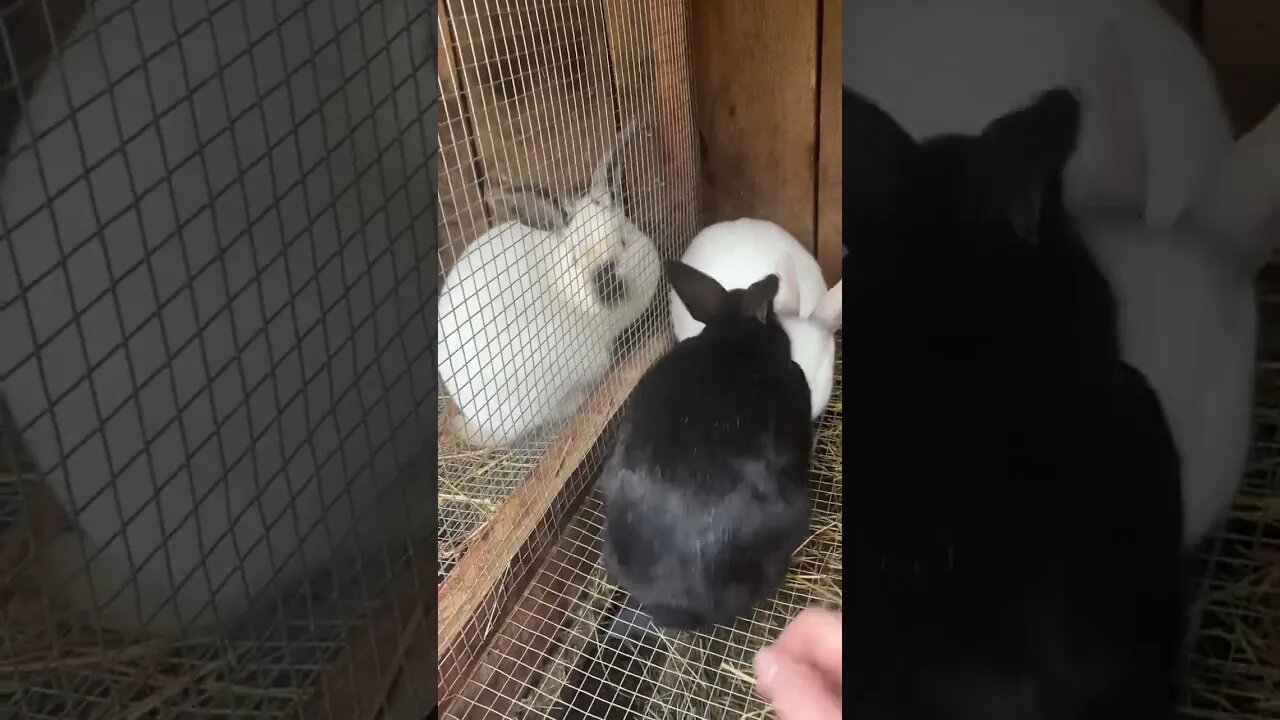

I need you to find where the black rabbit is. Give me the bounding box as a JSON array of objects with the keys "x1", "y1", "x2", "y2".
[
  {"x1": 843, "y1": 87, "x2": 1184, "y2": 719},
  {"x1": 599, "y1": 263, "x2": 813, "y2": 631}
]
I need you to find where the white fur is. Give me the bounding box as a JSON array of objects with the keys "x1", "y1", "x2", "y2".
[
  {"x1": 670, "y1": 219, "x2": 828, "y2": 341},
  {"x1": 437, "y1": 130, "x2": 661, "y2": 449},
  {"x1": 1082, "y1": 217, "x2": 1257, "y2": 545},
  {"x1": 844, "y1": 0, "x2": 1232, "y2": 228},
  {"x1": 1095, "y1": 100, "x2": 1280, "y2": 546},
  {"x1": 0, "y1": 0, "x2": 434, "y2": 634}
]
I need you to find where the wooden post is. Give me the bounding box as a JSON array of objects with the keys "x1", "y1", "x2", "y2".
[
  {"x1": 690, "y1": 0, "x2": 820, "y2": 252},
  {"x1": 816, "y1": 0, "x2": 843, "y2": 285}
]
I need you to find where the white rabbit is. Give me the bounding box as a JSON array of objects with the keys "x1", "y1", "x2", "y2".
[
  {"x1": 1078, "y1": 101, "x2": 1280, "y2": 546},
  {"x1": 670, "y1": 218, "x2": 827, "y2": 341},
  {"x1": 774, "y1": 255, "x2": 842, "y2": 420},
  {"x1": 0, "y1": 0, "x2": 435, "y2": 634},
  {"x1": 844, "y1": 0, "x2": 1233, "y2": 229},
  {"x1": 437, "y1": 122, "x2": 662, "y2": 448}
]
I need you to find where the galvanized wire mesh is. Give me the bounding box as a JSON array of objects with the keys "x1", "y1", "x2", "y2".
[
  {"x1": 435, "y1": 0, "x2": 698, "y2": 677},
  {"x1": 0, "y1": 0, "x2": 437, "y2": 716},
  {"x1": 445, "y1": 341, "x2": 843, "y2": 720}
]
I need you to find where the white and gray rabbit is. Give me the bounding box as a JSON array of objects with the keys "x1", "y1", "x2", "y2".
[
  {"x1": 670, "y1": 219, "x2": 841, "y2": 419},
  {"x1": 0, "y1": 0, "x2": 435, "y2": 634},
  {"x1": 845, "y1": 0, "x2": 1233, "y2": 229},
  {"x1": 437, "y1": 122, "x2": 662, "y2": 448}
]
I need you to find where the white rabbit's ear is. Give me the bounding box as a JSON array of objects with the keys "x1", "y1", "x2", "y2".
[
  {"x1": 811, "y1": 281, "x2": 842, "y2": 332},
  {"x1": 774, "y1": 254, "x2": 802, "y2": 316},
  {"x1": 1181, "y1": 102, "x2": 1280, "y2": 274},
  {"x1": 589, "y1": 119, "x2": 642, "y2": 206},
  {"x1": 1063, "y1": 19, "x2": 1147, "y2": 216},
  {"x1": 488, "y1": 187, "x2": 567, "y2": 233}
]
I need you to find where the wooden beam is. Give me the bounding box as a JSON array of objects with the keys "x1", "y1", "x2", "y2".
[
  {"x1": 690, "y1": 0, "x2": 819, "y2": 251},
  {"x1": 815, "y1": 0, "x2": 843, "y2": 286}
]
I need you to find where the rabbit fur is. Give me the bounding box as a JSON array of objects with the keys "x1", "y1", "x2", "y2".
[
  {"x1": 774, "y1": 254, "x2": 841, "y2": 420},
  {"x1": 844, "y1": 86, "x2": 1184, "y2": 719},
  {"x1": 600, "y1": 262, "x2": 812, "y2": 632},
  {"x1": 670, "y1": 218, "x2": 841, "y2": 420},
  {"x1": 0, "y1": 0, "x2": 435, "y2": 634},
  {"x1": 846, "y1": 0, "x2": 1280, "y2": 546},
  {"x1": 844, "y1": 0, "x2": 1233, "y2": 229},
  {"x1": 437, "y1": 121, "x2": 662, "y2": 448},
  {"x1": 1076, "y1": 100, "x2": 1280, "y2": 545},
  {"x1": 669, "y1": 218, "x2": 827, "y2": 339}
]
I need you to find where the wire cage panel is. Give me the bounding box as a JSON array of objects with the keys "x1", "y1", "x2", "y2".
[
  {"x1": 0, "y1": 0, "x2": 438, "y2": 717},
  {"x1": 435, "y1": 1, "x2": 699, "y2": 701}
]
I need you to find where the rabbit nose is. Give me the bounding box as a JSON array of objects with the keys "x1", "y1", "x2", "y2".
[{"x1": 593, "y1": 260, "x2": 627, "y2": 307}]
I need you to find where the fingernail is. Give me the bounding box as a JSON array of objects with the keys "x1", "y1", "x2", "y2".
[{"x1": 754, "y1": 647, "x2": 779, "y2": 693}]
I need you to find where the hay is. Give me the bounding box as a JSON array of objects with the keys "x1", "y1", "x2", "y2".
[{"x1": 436, "y1": 406, "x2": 545, "y2": 583}]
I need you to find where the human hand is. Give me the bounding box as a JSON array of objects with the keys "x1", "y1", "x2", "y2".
[{"x1": 754, "y1": 607, "x2": 842, "y2": 720}]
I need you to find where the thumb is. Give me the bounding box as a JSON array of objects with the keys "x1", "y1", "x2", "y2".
[{"x1": 755, "y1": 646, "x2": 842, "y2": 720}]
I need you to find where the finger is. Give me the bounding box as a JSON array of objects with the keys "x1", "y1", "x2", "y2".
[
  {"x1": 772, "y1": 607, "x2": 843, "y2": 683},
  {"x1": 755, "y1": 646, "x2": 842, "y2": 720}
]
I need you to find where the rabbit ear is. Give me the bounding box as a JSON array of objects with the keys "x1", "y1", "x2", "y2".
[
  {"x1": 845, "y1": 88, "x2": 920, "y2": 226},
  {"x1": 774, "y1": 254, "x2": 802, "y2": 315},
  {"x1": 1181, "y1": 102, "x2": 1280, "y2": 274},
  {"x1": 741, "y1": 274, "x2": 781, "y2": 324},
  {"x1": 1063, "y1": 18, "x2": 1147, "y2": 215},
  {"x1": 811, "y1": 281, "x2": 843, "y2": 331},
  {"x1": 488, "y1": 188, "x2": 567, "y2": 232},
  {"x1": 975, "y1": 88, "x2": 1081, "y2": 244},
  {"x1": 666, "y1": 260, "x2": 729, "y2": 324},
  {"x1": 589, "y1": 119, "x2": 642, "y2": 206}
]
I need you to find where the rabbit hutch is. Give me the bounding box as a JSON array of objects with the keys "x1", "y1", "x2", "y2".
[
  {"x1": 0, "y1": 0, "x2": 440, "y2": 718},
  {"x1": 436, "y1": 0, "x2": 842, "y2": 718}
]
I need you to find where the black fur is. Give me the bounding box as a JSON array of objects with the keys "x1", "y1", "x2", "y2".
[
  {"x1": 599, "y1": 263, "x2": 812, "y2": 631},
  {"x1": 843, "y1": 87, "x2": 1184, "y2": 719}
]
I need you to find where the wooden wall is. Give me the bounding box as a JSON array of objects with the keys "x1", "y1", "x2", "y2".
[
  {"x1": 689, "y1": 0, "x2": 843, "y2": 286},
  {"x1": 1160, "y1": 0, "x2": 1280, "y2": 136}
]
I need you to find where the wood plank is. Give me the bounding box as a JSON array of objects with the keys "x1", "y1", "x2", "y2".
[
  {"x1": 437, "y1": 0, "x2": 488, "y2": 281},
  {"x1": 436, "y1": 333, "x2": 666, "y2": 711},
  {"x1": 815, "y1": 0, "x2": 842, "y2": 286},
  {"x1": 690, "y1": 0, "x2": 819, "y2": 251},
  {"x1": 1203, "y1": 1, "x2": 1280, "y2": 136}
]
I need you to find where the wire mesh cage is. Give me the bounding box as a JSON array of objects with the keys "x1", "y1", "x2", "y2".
[
  {"x1": 435, "y1": 0, "x2": 703, "y2": 704},
  {"x1": 435, "y1": 0, "x2": 844, "y2": 715},
  {"x1": 0, "y1": 0, "x2": 439, "y2": 717}
]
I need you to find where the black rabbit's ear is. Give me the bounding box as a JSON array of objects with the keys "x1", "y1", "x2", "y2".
[
  {"x1": 666, "y1": 260, "x2": 728, "y2": 324},
  {"x1": 974, "y1": 88, "x2": 1082, "y2": 243},
  {"x1": 741, "y1": 274, "x2": 780, "y2": 324},
  {"x1": 845, "y1": 88, "x2": 920, "y2": 223}
]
